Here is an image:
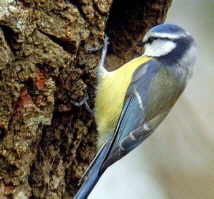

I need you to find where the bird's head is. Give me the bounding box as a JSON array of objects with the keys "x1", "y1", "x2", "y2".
[{"x1": 139, "y1": 24, "x2": 197, "y2": 67}]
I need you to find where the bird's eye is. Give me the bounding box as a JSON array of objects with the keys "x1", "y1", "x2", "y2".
[{"x1": 147, "y1": 38, "x2": 153, "y2": 44}]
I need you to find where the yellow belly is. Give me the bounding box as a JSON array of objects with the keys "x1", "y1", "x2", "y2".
[{"x1": 95, "y1": 56, "x2": 152, "y2": 148}]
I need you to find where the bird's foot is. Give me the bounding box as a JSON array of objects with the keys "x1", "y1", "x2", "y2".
[{"x1": 70, "y1": 93, "x2": 94, "y2": 116}]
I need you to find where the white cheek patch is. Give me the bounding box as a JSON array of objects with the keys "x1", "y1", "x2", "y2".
[{"x1": 143, "y1": 40, "x2": 176, "y2": 57}]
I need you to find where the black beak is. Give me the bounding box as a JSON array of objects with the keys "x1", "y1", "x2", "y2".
[{"x1": 136, "y1": 40, "x2": 145, "y2": 47}]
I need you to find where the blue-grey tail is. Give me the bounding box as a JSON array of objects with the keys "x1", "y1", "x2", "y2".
[{"x1": 73, "y1": 141, "x2": 110, "y2": 199}]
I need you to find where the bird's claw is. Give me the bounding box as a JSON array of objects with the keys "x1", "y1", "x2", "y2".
[
  {"x1": 85, "y1": 35, "x2": 109, "y2": 52},
  {"x1": 70, "y1": 93, "x2": 95, "y2": 116}
]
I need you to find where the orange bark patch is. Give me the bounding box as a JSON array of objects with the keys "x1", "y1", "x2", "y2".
[
  {"x1": 35, "y1": 67, "x2": 46, "y2": 90},
  {"x1": 15, "y1": 87, "x2": 33, "y2": 113}
]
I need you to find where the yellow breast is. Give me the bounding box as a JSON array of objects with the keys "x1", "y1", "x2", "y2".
[{"x1": 95, "y1": 56, "x2": 152, "y2": 148}]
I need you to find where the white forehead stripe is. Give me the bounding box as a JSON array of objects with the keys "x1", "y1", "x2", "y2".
[
  {"x1": 143, "y1": 39, "x2": 176, "y2": 57},
  {"x1": 143, "y1": 32, "x2": 186, "y2": 42}
]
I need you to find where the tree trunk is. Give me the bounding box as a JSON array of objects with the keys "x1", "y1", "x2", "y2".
[{"x1": 0, "y1": 0, "x2": 172, "y2": 198}]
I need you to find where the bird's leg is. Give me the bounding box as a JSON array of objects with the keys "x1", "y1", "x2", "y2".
[
  {"x1": 98, "y1": 35, "x2": 109, "y2": 69},
  {"x1": 72, "y1": 35, "x2": 109, "y2": 115},
  {"x1": 85, "y1": 35, "x2": 109, "y2": 76},
  {"x1": 96, "y1": 35, "x2": 109, "y2": 77}
]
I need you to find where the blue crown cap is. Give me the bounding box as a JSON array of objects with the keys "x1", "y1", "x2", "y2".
[{"x1": 150, "y1": 24, "x2": 185, "y2": 34}]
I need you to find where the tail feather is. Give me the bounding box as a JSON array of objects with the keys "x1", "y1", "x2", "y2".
[{"x1": 74, "y1": 141, "x2": 110, "y2": 199}]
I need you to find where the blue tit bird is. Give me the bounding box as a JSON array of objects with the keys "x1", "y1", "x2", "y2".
[{"x1": 74, "y1": 23, "x2": 197, "y2": 199}]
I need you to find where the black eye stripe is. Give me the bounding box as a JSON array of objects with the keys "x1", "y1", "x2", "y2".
[
  {"x1": 146, "y1": 37, "x2": 173, "y2": 44},
  {"x1": 146, "y1": 37, "x2": 157, "y2": 44}
]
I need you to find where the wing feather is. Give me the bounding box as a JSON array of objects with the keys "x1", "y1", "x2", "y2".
[{"x1": 100, "y1": 60, "x2": 160, "y2": 171}]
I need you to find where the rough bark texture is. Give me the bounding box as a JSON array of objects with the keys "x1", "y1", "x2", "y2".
[{"x1": 0, "y1": 0, "x2": 172, "y2": 198}]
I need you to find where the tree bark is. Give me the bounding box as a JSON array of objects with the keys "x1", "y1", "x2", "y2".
[{"x1": 0, "y1": 0, "x2": 172, "y2": 198}]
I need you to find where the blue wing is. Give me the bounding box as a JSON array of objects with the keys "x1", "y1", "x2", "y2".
[{"x1": 100, "y1": 59, "x2": 187, "y2": 171}]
